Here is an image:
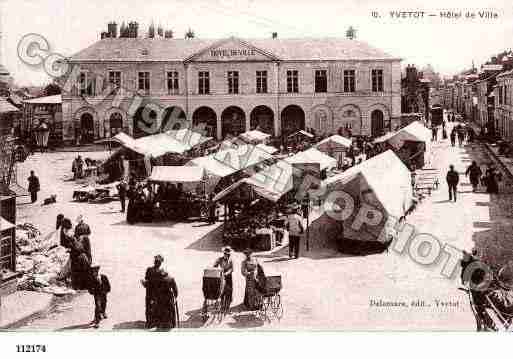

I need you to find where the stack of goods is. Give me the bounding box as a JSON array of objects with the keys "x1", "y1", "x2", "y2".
[
  {"x1": 223, "y1": 201, "x2": 280, "y2": 250},
  {"x1": 15, "y1": 223, "x2": 75, "y2": 296}
]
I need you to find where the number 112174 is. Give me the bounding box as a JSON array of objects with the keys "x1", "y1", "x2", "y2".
[{"x1": 16, "y1": 345, "x2": 47, "y2": 353}]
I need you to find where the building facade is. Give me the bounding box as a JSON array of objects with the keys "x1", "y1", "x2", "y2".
[
  {"x1": 495, "y1": 70, "x2": 513, "y2": 141},
  {"x1": 62, "y1": 37, "x2": 402, "y2": 144},
  {"x1": 401, "y1": 65, "x2": 430, "y2": 121}
]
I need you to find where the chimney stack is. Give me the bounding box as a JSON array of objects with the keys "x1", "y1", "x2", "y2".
[
  {"x1": 128, "y1": 21, "x2": 139, "y2": 38},
  {"x1": 108, "y1": 22, "x2": 118, "y2": 38},
  {"x1": 272, "y1": 32, "x2": 278, "y2": 39}
]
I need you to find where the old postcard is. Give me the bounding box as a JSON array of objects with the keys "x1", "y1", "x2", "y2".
[{"x1": 0, "y1": 0, "x2": 512, "y2": 353}]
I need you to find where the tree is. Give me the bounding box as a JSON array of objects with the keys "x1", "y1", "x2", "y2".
[
  {"x1": 346, "y1": 26, "x2": 356, "y2": 40},
  {"x1": 157, "y1": 24, "x2": 164, "y2": 37},
  {"x1": 184, "y1": 28, "x2": 195, "y2": 39},
  {"x1": 164, "y1": 30, "x2": 174, "y2": 39},
  {"x1": 44, "y1": 83, "x2": 61, "y2": 96}
]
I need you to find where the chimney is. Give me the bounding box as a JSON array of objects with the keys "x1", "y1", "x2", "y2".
[
  {"x1": 128, "y1": 21, "x2": 139, "y2": 38},
  {"x1": 108, "y1": 22, "x2": 118, "y2": 38},
  {"x1": 272, "y1": 32, "x2": 278, "y2": 39}
]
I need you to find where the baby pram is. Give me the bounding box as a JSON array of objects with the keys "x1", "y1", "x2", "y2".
[
  {"x1": 201, "y1": 268, "x2": 226, "y2": 321},
  {"x1": 255, "y1": 272, "x2": 284, "y2": 321}
]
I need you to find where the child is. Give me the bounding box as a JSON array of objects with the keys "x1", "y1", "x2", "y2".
[{"x1": 88, "y1": 264, "x2": 111, "y2": 328}]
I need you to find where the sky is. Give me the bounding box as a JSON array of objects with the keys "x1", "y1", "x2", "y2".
[{"x1": 1, "y1": 0, "x2": 513, "y2": 86}]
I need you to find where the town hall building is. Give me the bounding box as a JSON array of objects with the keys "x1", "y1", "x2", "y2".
[{"x1": 62, "y1": 36, "x2": 402, "y2": 143}]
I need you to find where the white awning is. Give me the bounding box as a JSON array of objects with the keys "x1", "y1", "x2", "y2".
[
  {"x1": 239, "y1": 130, "x2": 271, "y2": 143},
  {"x1": 288, "y1": 130, "x2": 314, "y2": 138},
  {"x1": 315, "y1": 135, "x2": 352, "y2": 152},
  {"x1": 148, "y1": 166, "x2": 205, "y2": 183},
  {"x1": 189, "y1": 144, "x2": 274, "y2": 178},
  {"x1": 285, "y1": 148, "x2": 337, "y2": 170},
  {"x1": 23, "y1": 94, "x2": 62, "y2": 104}
]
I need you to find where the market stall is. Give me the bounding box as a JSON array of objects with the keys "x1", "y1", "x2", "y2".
[
  {"x1": 147, "y1": 165, "x2": 208, "y2": 221},
  {"x1": 286, "y1": 130, "x2": 314, "y2": 152},
  {"x1": 213, "y1": 179, "x2": 290, "y2": 252},
  {"x1": 373, "y1": 121, "x2": 431, "y2": 169},
  {"x1": 188, "y1": 143, "x2": 276, "y2": 194},
  {"x1": 100, "y1": 129, "x2": 213, "y2": 181},
  {"x1": 238, "y1": 129, "x2": 271, "y2": 145},
  {"x1": 212, "y1": 148, "x2": 337, "y2": 252},
  {"x1": 319, "y1": 150, "x2": 414, "y2": 254},
  {"x1": 314, "y1": 134, "x2": 352, "y2": 168}
]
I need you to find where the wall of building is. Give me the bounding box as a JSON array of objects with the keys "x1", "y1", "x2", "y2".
[{"x1": 63, "y1": 58, "x2": 401, "y2": 143}]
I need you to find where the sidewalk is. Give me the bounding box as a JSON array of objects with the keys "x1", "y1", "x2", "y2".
[
  {"x1": 0, "y1": 291, "x2": 54, "y2": 329},
  {"x1": 461, "y1": 121, "x2": 513, "y2": 181}
]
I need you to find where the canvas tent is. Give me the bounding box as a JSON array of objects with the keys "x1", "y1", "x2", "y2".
[
  {"x1": 148, "y1": 166, "x2": 205, "y2": 183},
  {"x1": 288, "y1": 130, "x2": 314, "y2": 139},
  {"x1": 188, "y1": 143, "x2": 276, "y2": 193},
  {"x1": 213, "y1": 148, "x2": 337, "y2": 203},
  {"x1": 286, "y1": 148, "x2": 337, "y2": 171},
  {"x1": 320, "y1": 150, "x2": 413, "y2": 245},
  {"x1": 314, "y1": 135, "x2": 351, "y2": 167},
  {"x1": 373, "y1": 121, "x2": 431, "y2": 169},
  {"x1": 101, "y1": 130, "x2": 212, "y2": 180}
]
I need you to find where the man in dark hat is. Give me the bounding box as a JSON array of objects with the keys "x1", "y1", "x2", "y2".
[
  {"x1": 446, "y1": 164, "x2": 459, "y2": 202},
  {"x1": 27, "y1": 170, "x2": 40, "y2": 203},
  {"x1": 141, "y1": 255, "x2": 166, "y2": 329},
  {"x1": 88, "y1": 264, "x2": 111, "y2": 328},
  {"x1": 286, "y1": 204, "x2": 304, "y2": 259}
]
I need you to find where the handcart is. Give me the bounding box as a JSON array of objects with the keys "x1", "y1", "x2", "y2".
[{"x1": 201, "y1": 268, "x2": 226, "y2": 322}]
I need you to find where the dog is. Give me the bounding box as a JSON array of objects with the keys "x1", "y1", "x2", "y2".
[{"x1": 42, "y1": 194, "x2": 57, "y2": 206}]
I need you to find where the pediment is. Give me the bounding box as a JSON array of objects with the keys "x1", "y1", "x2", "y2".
[{"x1": 185, "y1": 37, "x2": 279, "y2": 62}]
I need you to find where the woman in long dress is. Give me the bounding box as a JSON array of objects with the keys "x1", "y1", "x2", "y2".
[
  {"x1": 241, "y1": 249, "x2": 264, "y2": 310},
  {"x1": 485, "y1": 166, "x2": 499, "y2": 194}
]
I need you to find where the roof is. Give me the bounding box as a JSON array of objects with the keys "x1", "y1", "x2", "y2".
[
  {"x1": 0, "y1": 97, "x2": 20, "y2": 113},
  {"x1": 148, "y1": 166, "x2": 204, "y2": 183},
  {"x1": 288, "y1": 130, "x2": 314, "y2": 138},
  {"x1": 324, "y1": 150, "x2": 412, "y2": 218},
  {"x1": 116, "y1": 130, "x2": 211, "y2": 157},
  {"x1": 190, "y1": 144, "x2": 274, "y2": 177},
  {"x1": 285, "y1": 148, "x2": 337, "y2": 170},
  {"x1": 213, "y1": 174, "x2": 292, "y2": 203},
  {"x1": 69, "y1": 37, "x2": 399, "y2": 62},
  {"x1": 373, "y1": 121, "x2": 431, "y2": 148},
  {"x1": 315, "y1": 135, "x2": 352, "y2": 151},
  {"x1": 23, "y1": 94, "x2": 62, "y2": 104},
  {"x1": 0, "y1": 216, "x2": 15, "y2": 231},
  {"x1": 214, "y1": 147, "x2": 337, "y2": 202},
  {"x1": 238, "y1": 130, "x2": 271, "y2": 143}
]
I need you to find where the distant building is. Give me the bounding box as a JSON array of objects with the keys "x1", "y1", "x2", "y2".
[
  {"x1": 22, "y1": 94, "x2": 63, "y2": 147},
  {"x1": 401, "y1": 65, "x2": 430, "y2": 121}
]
